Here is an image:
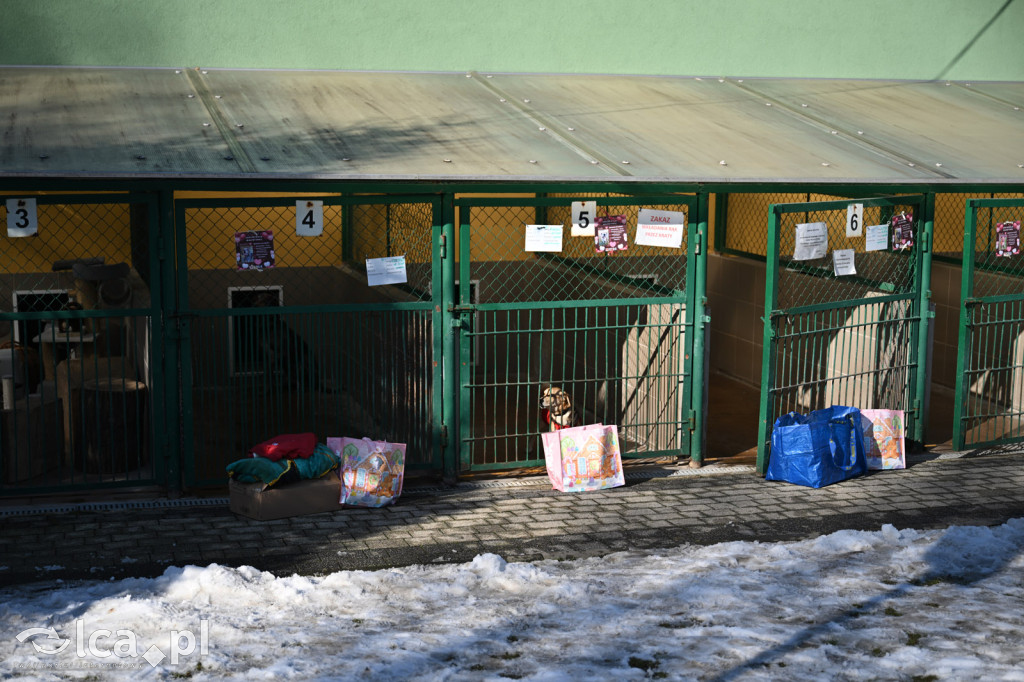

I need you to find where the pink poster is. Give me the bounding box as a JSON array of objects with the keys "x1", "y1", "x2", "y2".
[
  {"x1": 235, "y1": 230, "x2": 275, "y2": 271},
  {"x1": 594, "y1": 215, "x2": 629, "y2": 253},
  {"x1": 996, "y1": 220, "x2": 1020, "y2": 257}
]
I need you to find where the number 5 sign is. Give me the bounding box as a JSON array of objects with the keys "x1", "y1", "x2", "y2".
[
  {"x1": 7, "y1": 198, "x2": 38, "y2": 238},
  {"x1": 846, "y1": 203, "x2": 864, "y2": 238},
  {"x1": 571, "y1": 200, "x2": 596, "y2": 237},
  {"x1": 297, "y1": 200, "x2": 324, "y2": 236}
]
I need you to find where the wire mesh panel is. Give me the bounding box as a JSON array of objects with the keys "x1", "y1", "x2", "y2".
[
  {"x1": 456, "y1": 195, "x2": 699, "y2": 471},
  {"x1": 175, "y1": 196, "x2": 439, "y2": 487},
  {"x1": 953, "y1": 198, "x2": 1024, "y2": 450},
  {"x1": 0, "y1": 194, "x2": 161, "y2": 494},
  {"x1": 757, "y1": 195, "x2": 930, "y2": 474}
]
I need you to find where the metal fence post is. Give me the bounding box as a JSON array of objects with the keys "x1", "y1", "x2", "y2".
[
  {"x1": 912, "y1": 193, "x2": 935, "y2": 448},
  {"x1": 756, "y1": 204, "x2": 782, "y2": 475},
  {"x1": 440, "y1": 194, "x2": 458, "y2": 482}
]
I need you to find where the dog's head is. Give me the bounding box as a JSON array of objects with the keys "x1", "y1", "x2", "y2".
[{"x1": 540, "y1": 386, "x2": 573, "y2": 417}]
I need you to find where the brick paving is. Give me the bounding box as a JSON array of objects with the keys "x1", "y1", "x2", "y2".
[{"x1": 1, "y1": 452, "x2": 1023, "y2": 588}]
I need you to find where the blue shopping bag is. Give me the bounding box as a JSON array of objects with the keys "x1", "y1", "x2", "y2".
[{"x1": 766, "y1": 405, "x2": 868, "y2": 488}]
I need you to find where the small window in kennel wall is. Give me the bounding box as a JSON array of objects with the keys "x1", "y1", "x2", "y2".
[
  {"x1": 227, "y1": 285, "x2": 284, "y2": 377},
  {"x1": 11, "y1": 289, "x2": 70, "y2": 347}
]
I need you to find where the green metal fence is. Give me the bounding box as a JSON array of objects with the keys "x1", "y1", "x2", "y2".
[
  {"x1": 174, "y1": 195, "x2": 442, "y2": 488},
  {"x1": 454, "y1": 194, "x2": 706, "y2": 472},
  {"x1": 0, "y1": 192, "x2": 165, "y2": 495},
  {"x1": 756, "y1": 194, "x2": 933, "y2": 474},
  {"x1": 953, "y1": 198, "x2": 1024, "y2": 450}
]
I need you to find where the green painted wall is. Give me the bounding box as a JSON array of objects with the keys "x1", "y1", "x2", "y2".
[{"x1": 3, "y1": 0, "x2": 1022, "y2": 80}]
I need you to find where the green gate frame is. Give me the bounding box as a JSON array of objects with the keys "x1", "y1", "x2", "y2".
[
  {"x1": 952, "y1": 197, "x2": 1024, "y2": 450},
  {"x1": 452, "y1": 192, "x2": 708, "y2": 473},
  {"x1": 757, "y1": 194, "x2": 934, "y2": 474},
  {"x1": 172, "y1": 194, "x2": 445, "y2": 489},
  {"x1": 0, "y1": 191, "x2": 168, "y2": 494}
]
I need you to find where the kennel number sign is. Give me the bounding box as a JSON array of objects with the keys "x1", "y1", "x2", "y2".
[
  {"x1": 296, "y1": 200, "x2": 324, "y2": 236},
  {"x1": 570, "y1": 201, "x2": 596, "y2": 237},
  {"x1": 6, "y1": 198, "x2": 38, "y2": 238}
]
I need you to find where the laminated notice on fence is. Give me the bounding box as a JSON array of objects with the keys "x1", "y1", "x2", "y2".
[
  {"x1": 235, "y1": 231, "x2": 275, "y2": 271},
  {"x1": 891, "y1": 211, "x2": 914, "y2": 251},
  {"x1": 6, "y1": 198, "x2": 37, "y2": 238},
  {"x1": 793, "y1": 222, "x2": 828, "y2": 260},
  {"x1": 366, "y1": 256, "x2": 408, "y2": 286},
  {"x1": 525, "y1": 224, "x2": 563, "y2": 252},
  {"x1": 594, "y1": 214, "x2": 629, "y2": 252},
  {"x1": 996, "y1": 220, "x2": 1020, "y2": 257},
  {"x1": 635, "y1": 208, "x2": 686, "y2": 249},
  {"x1": 865, "y1": 224, "x2": 889, "y2": 252},
  {"x1": 832, "y1": 249, "x2": 856, "y2": 276}
]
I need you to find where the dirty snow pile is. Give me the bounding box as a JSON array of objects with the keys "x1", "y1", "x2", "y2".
[{"x1": 2, "y1": 519, "x2": 1023, "y2": 681}]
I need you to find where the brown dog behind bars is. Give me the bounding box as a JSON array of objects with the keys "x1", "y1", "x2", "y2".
[{"x1": 540, "y1": 386, "x2": 578, "y2": 431}]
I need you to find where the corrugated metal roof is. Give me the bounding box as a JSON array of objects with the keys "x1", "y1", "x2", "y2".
[{"x1": 0, "y1": 66, "x2": 1021, "y2": 185}]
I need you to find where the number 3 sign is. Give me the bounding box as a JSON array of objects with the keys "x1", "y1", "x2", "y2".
[
  {"x1": 6, "y1": 198, "x2": 38, "y2": 238},
  {"x1": 846, "y1": 203, "x2": 864, "y2": 238}
]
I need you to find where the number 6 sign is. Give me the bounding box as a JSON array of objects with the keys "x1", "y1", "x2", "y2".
[{"x1": 846, "y1": 203, "x2": 864, "y2": 238}]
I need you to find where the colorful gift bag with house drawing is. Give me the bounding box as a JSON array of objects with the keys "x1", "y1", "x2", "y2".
[
  {"x1": 328, "y1": 437, "x2": 406, "y2": 507},
  {"x1": 541, "y1": 423, "x2": 625, "y2": 492},
  {"x1": 858, "y1": 409, "x2": 906, "y2": 470}
]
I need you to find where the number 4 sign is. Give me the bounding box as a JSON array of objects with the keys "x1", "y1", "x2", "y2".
[
  {"x1": 6, "y1": 198, "x2": 38, "y2": 238},
  {"x1": 297, "y1": 200, "x2": 324, "y2": 236},
  {"x1": 846, "y1": 203, "x2": 864, "y2": 238},
  {"x1": 571, "y1": 201, "x2": 596, "y2": 237}
]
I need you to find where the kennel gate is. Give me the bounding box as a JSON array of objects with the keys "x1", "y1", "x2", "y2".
[
  {"x1": 952, "y1": 198, "x2": 1024, "y2": 450},
  {"x1": 173, "y1": 195, "x2": 443, "y2": 488},
  {"x1": 757, "y1": 195, "x2": 933, "y2": 474},
  {"x1": 453, "y1": 194, "x2": 706, "y2": 472},
  {"x1": 0, "y1": 192, "x2": 166, "y2": 495}
]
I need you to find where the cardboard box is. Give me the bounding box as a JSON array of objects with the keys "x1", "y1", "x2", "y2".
[{"x1": 229, "y1": 474, "x2": 343, "y2": 520}]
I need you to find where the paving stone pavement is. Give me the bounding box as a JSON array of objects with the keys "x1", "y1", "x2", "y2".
[{"x1": 1, "y1": 452, "x2": 1023, "y2": 588}]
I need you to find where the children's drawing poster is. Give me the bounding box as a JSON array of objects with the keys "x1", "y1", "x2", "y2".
[
  {"x1": 891, "y1": 212, "x2": 914, "y2": 252},
  {"x1": 235, "y1": 231, "x2": 275, "y2": 271},
  {"x1": 996, "y1": 220, "x2": 1020, "y2": 257},
  {"x1": 859, "y1": 409, "x2": 906, "y2": 470},
  {"x1": 594, "y1": 215, "x2": 628, "y2": 253}
]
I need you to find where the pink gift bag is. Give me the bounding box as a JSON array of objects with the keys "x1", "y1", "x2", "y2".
[
  {"x1": 541, "y1": 423, "x2": 625, "y2": 492},
  {"x1": 328, "y1": 437, "x2": 406, "y2": 507},
  {"x1": 859, "y1": 409, "x2": 906, "y2": 470}
]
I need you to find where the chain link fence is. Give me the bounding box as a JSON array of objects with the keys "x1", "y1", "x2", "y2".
[
  {"x1": 457, "y1": 195, "x2": 695, "y2": 470},
  {"x1": 0, "y1": 194, "x2": 157, "y2": 492},
  {"x1": 179, "y1": 197, "x2": 438, "y2": 486},
  {"x1": 956, "y1": 199, "x2": 1024, "y2": 448}
]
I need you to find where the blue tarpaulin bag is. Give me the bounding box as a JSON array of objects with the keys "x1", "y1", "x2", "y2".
[{"x1": 766, "y1": 405, "x2": 868, "y2": 488}]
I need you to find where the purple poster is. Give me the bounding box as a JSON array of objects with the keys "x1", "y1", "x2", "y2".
[
  {"x1": 594, "y1": 215, "x2": 629, "y2": 253},
  {"x1": 235, "y1": 230, "x2": 275, "y2": 271},
  {"x1": 890, "y1": 211, "x2": 914, "y2": 252},
  {"x1": 996, "y1": 220, "x2": 1020, "y2": 257}
]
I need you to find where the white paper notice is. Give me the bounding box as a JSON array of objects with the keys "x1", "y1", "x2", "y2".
[
  {"x1": 525, "y1": 224, "x2": 563, "y2": 252},
  {"x1": 846, "y1": 203, "x2": 864, "y2": 238},
  {"x1": 6, "y1": 198, "x2": 38, "y2": 238},
  {"x1": 635, "y1": 208, "x2": 686, "y2": 249},
  {"x1": 793, "y1": 222, "x2": 828, "y2": 260},
  {"x1": 571, "y1": 201, "x2": 596, "y2": 237},
  {"x1": 865, "y1": 223, "x2": 889, "y2": 252},
  {"x1": 366, "y1": 256, "x2": 408, "y2": 286},
  {"x1": 833, "y1": 249, "x2": 856, "y2": 276}
]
